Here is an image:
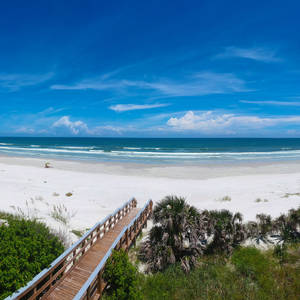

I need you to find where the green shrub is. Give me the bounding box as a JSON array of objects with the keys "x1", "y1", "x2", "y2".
[
  {"x1": 232, "y1": 247, "x2": 269, "y2": 279},
  {"x1": 0, "y1": 214, "x2": 64, "y2": 299},
  {"x1": 231, "y1": 247, "x2": 277, "y2": 298},
  {"x1": 103, "y1": 246, "x2": 300, "y2": 300},
  {"x1": 103, "y1": 249, "x2": 141, "y2": 300},
  {"x1": 138, "y1": 256, "x2": 260, "y2": 300}
]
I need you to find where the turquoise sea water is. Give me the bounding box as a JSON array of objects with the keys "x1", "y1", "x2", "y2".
[{"x1": 0, "y1": 137, "x2": 300, "y2": 164}]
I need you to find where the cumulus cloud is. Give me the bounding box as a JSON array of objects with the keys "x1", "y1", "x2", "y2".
[
  {"x1": 216, "y1": 46, "x2": 281, "y2": 62},
  {"x1": 52, "y1": 116, "x2": 89, "y2": 135},
  {"x1": 51, "y1": 116, "x2": 128, "y2": 136},
  {"x1": 109, "y1": 103, "x2": 169, "y2": 112},
  {"x1": 167, "y1": 111, "x2": 300, "y2": 134}
]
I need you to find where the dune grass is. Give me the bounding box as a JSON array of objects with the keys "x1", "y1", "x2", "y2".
[
  {"x1": 103, "y1": 245, "x2": 300, "y2": 300},
  {"x1": 50, "y1": 203, "x2": 76, "y2": 225}
]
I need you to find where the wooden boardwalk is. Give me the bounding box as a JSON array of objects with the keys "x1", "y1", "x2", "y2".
[
  {"x1": 7, "y1": 199, "x2": 152, "y2": 300},
  {"x1": 45, "y1": 209, "x2": 139, "y2": 300}
]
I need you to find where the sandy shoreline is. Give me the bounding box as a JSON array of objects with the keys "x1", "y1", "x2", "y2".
[
  {"x1": 2, "y1": 154, "x2": 300, "y2": 179},
  {"x1": 0, "y1": 155, "x2": 299, "y2": 243}
]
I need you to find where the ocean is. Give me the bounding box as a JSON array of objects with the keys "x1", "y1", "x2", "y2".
[{"x1": 0, "y1": 137, "x2": 300, "y2": 164}]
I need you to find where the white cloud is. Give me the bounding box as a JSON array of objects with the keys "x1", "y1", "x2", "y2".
[
  {"x1": 12, "y1": 110, "x2": 300, "y2": 137},
  {"x1": 0, "y1": 72, "x2": 54, "y2": 91},
  {"x1": 109, "y1": 103, "x2": 169, "y2": 112},
  {"x1": 51, "y1": 72, "x2": 251, "y2": 97},
  {"x1": 15, "y1": 127, "x2": 35, "y2": 134},
  {"x1": 167, "y1": 111, "x2": 300, "y2": 134},
  {"x1": 144, "y1": 72, "x2": 251, "y2": 96},
  {"x1": 216, "y1": 46, "x2": 281, "y2": 62},
  {"x1": 52, "y1": 116, "x2": 89, "y2": 135},
  {"x1": 90, "y1": 125, "x2": 126, "y2": 135},
  {"x1": 240, "y1": 100, "x2": 300, "y2": 106},
  {"x1": 51, "y1": 80, "x2": 123, "y2": 91}
]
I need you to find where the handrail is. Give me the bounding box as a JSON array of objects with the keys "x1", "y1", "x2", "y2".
[
  {"x1": 74, "y1": 199, "x2": 153, "y2": 300},
  {"x1": 6, "y1": 198, "x2": 138, "y2": 300}
]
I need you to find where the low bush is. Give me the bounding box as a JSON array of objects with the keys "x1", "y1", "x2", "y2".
[
  {"x1": 103, "y1": 249, "x2": 141, "y2": 300},
  {"x1": 0, "y1": 214, "x2": 64, "y2": 299},
  {"x1": 231, "y1": 247, "x2": 270, "y2": 279}
]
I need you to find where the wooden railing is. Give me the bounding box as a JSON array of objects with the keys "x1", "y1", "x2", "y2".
[
  {"x1": 6, "y1": 198, "x2": 148, "y2": 300},
  {"x1": 73, "y1": 199, "x2": 153, "y2": 300}
]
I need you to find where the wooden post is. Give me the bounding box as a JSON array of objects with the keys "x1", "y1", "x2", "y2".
[
  {"x1": 125, "y1": 229, "x2": 129, "y2": 250},
  {"x1": 97, "y1": 270, "x2": 103, "y2": 296},
  {"x1": 33, "y1": 287, "x2": 37, "y2": 298},
  {"x1": 87, "y1": 286, "x2": 91, "y2": 300},
  {"x1": 143, "y1": 210, "x2": 147, "y2": 228},
  {"x1": 49, "y1": 272, "x2": 53, "y2": 287},
  {"x1": 73, "y1": 250, "x2": 76, "y2": 265},
  {"x1": 82, "y1": 240, "x2": 86, "y2": 255},
  {"x1": 89, "y1": 233, "x2": 93, "y2": 247},
  {"x1": 132, "y1": 198, "x2": 137, "y2": 208}
]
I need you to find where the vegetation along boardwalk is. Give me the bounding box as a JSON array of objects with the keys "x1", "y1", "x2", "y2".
[{"x1": 7, "y1": 198, "x2": 153, "y2": 300}]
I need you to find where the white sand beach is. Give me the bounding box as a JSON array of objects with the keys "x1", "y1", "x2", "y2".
[{"x1": 1, "y1": 155, "x2": 300, "y2": 242}]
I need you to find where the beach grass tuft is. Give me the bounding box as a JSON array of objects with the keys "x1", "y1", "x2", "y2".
[
  {"x1": 71, "y1": 229, "x2": 85, "y2": 238},
  {"x1": 219, "y1": 195, "x2": 232, "y2": 202},
  {"x1": 50, "y1": 204, "x2": 76, "y2": 225},
  {"x1": 282, "y1": 192, "x2": 300, "y2": 198}
]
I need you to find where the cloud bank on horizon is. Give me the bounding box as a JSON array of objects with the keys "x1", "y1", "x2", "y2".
[{"x1": 0, "y1": 1, "x2": 300, "y2": 137}]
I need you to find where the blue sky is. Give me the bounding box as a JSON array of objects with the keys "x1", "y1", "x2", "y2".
[{"x1": 1, "y1": 0, "x2": 300, "y2": 137}]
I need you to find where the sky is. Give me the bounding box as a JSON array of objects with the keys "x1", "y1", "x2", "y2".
[{"x1": 0, "y1": 0, "x2": 300, "y2": 137}]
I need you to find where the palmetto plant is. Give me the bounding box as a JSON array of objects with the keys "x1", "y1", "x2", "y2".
[
  {"x1": 139, "y1": 196, "x2": 208, "y2": 273},
  {"x1": 272, "y1": 207, "x2": 300, "y2": 244},
  {"x1": 246, "y1": 207, "x2": 300, "y2": 245},
  {"x1": 246, "y1": 213, "x2": 275, "y2": 245},
  {"x1": 139, "y1": 196, "x2": 299, "y2": 275},
  {"x1": 206, "y1": 210, "x2": 247, "y2": 255}
]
